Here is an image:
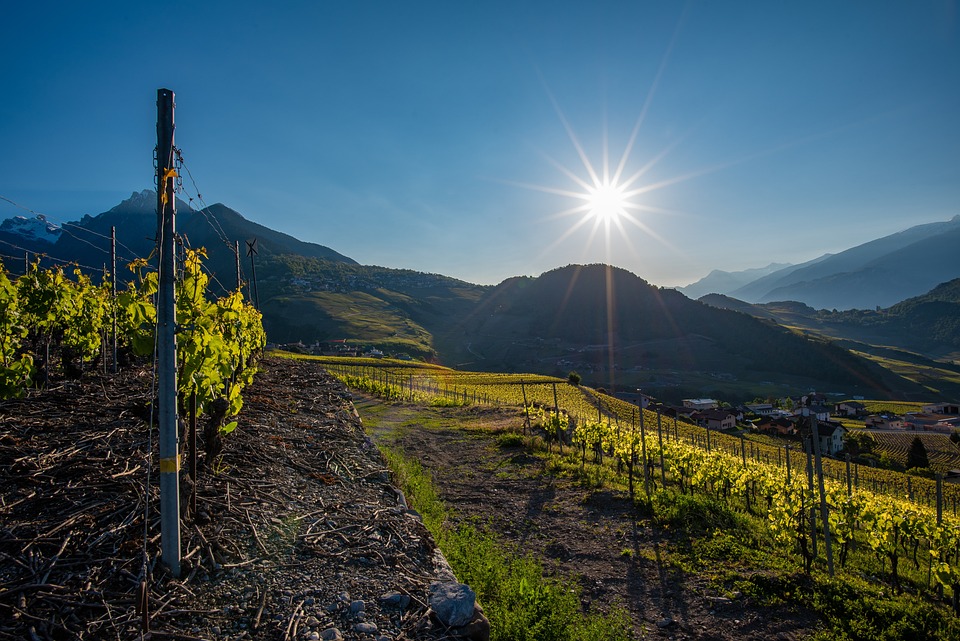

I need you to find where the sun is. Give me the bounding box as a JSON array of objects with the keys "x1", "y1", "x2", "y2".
[{"x1": 586, "y1": 180, "x2": 628, "y2": 223}]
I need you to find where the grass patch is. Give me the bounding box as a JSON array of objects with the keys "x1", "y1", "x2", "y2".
[
  {"x1": 806, "y1": 575, "x2": 960, "y2": 641},
  {"x1": 653, "y1": 490, "x2": 743, "y2": 538},
  {"x1": 496, "y1": 431, "x2": 525, "y2": 448},
  {"x1": 380, "y1": 445, "x2": 631, "y2": 641}
]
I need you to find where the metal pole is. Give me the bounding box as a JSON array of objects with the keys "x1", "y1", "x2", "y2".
[
  {"x1": 111, "y1": 226, "x2": 118, "y2": 373},
  {"x1": 156, "y1": 88, "x2": 181, "y2": 578}
]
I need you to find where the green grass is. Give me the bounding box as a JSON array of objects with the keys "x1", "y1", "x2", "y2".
[
  {"x1": 851, "y1": 351, "x2": 960, "y2": 396},
  {"x1": 645, "y1": 487, "x2": 960, "y2": 640},
  {"x1": 379, "y1": 445, "x2": 631, "y2": 641}
]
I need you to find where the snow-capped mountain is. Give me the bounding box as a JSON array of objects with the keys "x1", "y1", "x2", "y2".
[{"x1": 0, "y1": 214, "x2": 61, "y2": 245}]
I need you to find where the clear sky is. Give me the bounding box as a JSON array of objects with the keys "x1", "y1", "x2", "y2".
[{"x1": 1, "y1": 1, "x2": 958, "y2": 287}]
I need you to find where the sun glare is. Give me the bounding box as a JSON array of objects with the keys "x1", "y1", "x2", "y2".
[{"x1": 587, "y1": 181, "x2": 627, "y2": 222}]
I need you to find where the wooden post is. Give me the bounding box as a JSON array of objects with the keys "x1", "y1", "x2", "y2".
[
  {"x1": 805, "y1": 437, "x2": 817, "y2": 558},
  {"x1": 639, "y1": 404, "x2": 651, "y2": 499},
  {"x1": 235, "y1": 240, "x2": 242, "y2": 291},
  {"x1": 156, "y1": 88, "x2": 181, "y2": 578},
  {"x1": 810, "y1": 415, "x2": 835, "y2": 576},
  {"x1": 628, "y1": 408, "x2": 636, "y2": 503},
  {"x1": 552, "y1": 382, "x2": 562, "y2": 453},
  {"x1": 656, "y1": 409, "x2": 666, "y2": 487},
  {"x1": 845, "y1": 454, "x2": 852, "y2": 496},
  {"x1": 246, "y1": 239, "x2": 260, "y2": 309},
  {"x1": 520, "y1": 380, "x2": 530, "y2": 435},
  {"x1": 189, "y1": 392, "x2": 198, "y2": 519}
]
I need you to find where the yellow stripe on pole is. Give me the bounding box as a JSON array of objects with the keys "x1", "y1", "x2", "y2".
[{"x1": 159, "y1": 455, "x2": 180, "y2": 473}]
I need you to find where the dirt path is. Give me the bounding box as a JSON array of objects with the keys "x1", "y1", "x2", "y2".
[{"x1": 355, "y1": 396, "x2": 817, "y2": 640}]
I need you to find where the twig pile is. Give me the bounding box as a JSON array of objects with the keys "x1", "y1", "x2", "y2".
[{"x1": 1, "y1": 357, "x2": 448, "y2": 640}]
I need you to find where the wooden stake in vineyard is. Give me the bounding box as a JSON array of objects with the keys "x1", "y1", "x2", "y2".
[{"x1": 156, "y1": 88, "x2": 181, "y2": 578}]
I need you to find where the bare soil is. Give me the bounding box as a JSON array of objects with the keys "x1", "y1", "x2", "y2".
[
  {"x1": 356, "y1": 397, "x2": 820, "y2": 640},
  {"x1": 0, "y1": 357, "x2": 453, "y2": 641}
]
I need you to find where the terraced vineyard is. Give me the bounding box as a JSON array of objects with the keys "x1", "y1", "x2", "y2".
[
  {"x1": 288, "y1": 353, "x2": 960, "y2": 514},
  {"x1": 309, "y1": 352, "x2": 960, "y2": 620},
  {"x1": 856, "y1": 399, "x2": 927, "y2": 415},
  {"x1": 867, "y1": 430, "x2": 960, "y2": 472}
]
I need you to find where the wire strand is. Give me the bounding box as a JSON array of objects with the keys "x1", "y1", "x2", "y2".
[
  {"x1": 175, "y1": 150, "x2": 234, "y2": 251},
  {"x1": 2, "y1": 192, "x2": 146, "y2": 264},
  {"x1": 0, "y1": 238, "x2": 105, "y2": 272},
  {"x1": 60, "y1": 221, "x2": 141, "y2": 261}
]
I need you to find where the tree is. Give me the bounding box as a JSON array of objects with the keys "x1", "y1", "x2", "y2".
[
  {"x1": 907, "y1": 436, "x2": 930, "y2": 470},
  {"x1": 567, "y1": 371, "x2": 581, "y2": 386}
]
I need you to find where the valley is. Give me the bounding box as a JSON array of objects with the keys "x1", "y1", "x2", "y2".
[{"x1": 3, "y1": 191, "x2": 959, "y2": 403}]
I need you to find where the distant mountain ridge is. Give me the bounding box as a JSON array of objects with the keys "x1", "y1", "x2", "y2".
[
  {"x1": 726, "y1": 215, "x2": 960, "y2": 310},
  {"x1": 678, "y1": 263, "x2": 792, "y2": 299},
  {"x1": 2, "y1": 191, "x2": 955, "y2": 400},
  {"x1": 700, "y1": 277, "x2": 960, "y2": 363},
  {"x1": 8, "y1": 190, "x2": 355, "y2": 280}
]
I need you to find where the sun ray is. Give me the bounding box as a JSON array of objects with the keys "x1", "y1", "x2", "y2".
[
  {"x1": 612, "y1": 4, "x2": 689, "y2": 186},
  {"x1": 540, "y1": 78, "x2": 602, "y2": 187},
  {"x1": 538, "y1": 151, "x2": 598, "y2": 193}
]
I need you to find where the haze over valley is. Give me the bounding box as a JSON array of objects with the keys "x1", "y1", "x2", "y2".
[{"x1": 4, "y1": 190, "x2": 958, "y2": 403}]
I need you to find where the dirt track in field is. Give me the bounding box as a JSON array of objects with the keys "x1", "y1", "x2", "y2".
[{"x1": 355, "y1": 397, "x2": 818, "y2": 640}]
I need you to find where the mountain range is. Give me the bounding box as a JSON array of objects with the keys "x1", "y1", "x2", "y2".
[
  {"x1": 680, "y1": 215, "x2": 960, "y2": 311},
  {"x1": 3, "y1": 190, "x2": 959, "y2": 402}
]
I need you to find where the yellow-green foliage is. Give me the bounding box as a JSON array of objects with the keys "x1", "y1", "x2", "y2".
[{"x1": 853, "y1": 400, "x2": 927, "y2": 415}]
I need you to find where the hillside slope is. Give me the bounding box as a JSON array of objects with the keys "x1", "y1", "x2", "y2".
[{"x1": 447, "y1": 264, "x2": 913, "y2": 398}]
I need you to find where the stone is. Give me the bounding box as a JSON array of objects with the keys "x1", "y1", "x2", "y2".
[
  {"x1": 657, "y1": 617, "x2": 674, "y2": 628},
  {"x1": 379, "y1": 591, "x2": 411, "y2": 609},
  {"x1": 349, "y1": 599, "x2": 365, "y2": 615},
  {"x1": 453, "y1": 605, "x2": 491, "y2": 641},
  {"x1": 429, "y1": 582, "x2": 476, "y2": 628},
  {"x1": 354, "y1": 622, "x2": 378, "y2": 634},
  {"x1": 319, "y1": 629, "x2": 342, "y2": 641}
]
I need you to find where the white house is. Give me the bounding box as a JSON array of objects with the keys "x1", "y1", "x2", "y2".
[
  {"x1": 683, "y1": 398, "x2": 718, "y2": 411},
  {"x1": 745, "y1": 403, "x2": 775, "y2": 416},
  {"x1": 817, "y1": 423, "x2": 847, "y2": 456}
]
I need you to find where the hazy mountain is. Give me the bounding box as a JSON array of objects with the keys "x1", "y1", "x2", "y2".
[
  {"x1": 700, "y1": 279, "x2": 960, "y2": 364},
  {"x1": 678, "y1": 263, "x2": 792, "y2": 299},
  {"x1": 730, "y1": 216, "x2": 960, "y2": 309}
]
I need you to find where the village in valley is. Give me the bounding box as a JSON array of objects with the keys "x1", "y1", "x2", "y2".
[{"x1": 639, "y1": 395, "x2": 960, "y2": 479}]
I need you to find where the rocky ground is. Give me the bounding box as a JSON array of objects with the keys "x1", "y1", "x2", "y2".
[{"x1": 0, "y1": 356, "x2": 477, "y2": 641}]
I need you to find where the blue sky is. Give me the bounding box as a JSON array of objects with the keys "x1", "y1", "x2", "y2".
[{"x1": 1, "y1": 1, "x2": 957, "y2": 287}]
